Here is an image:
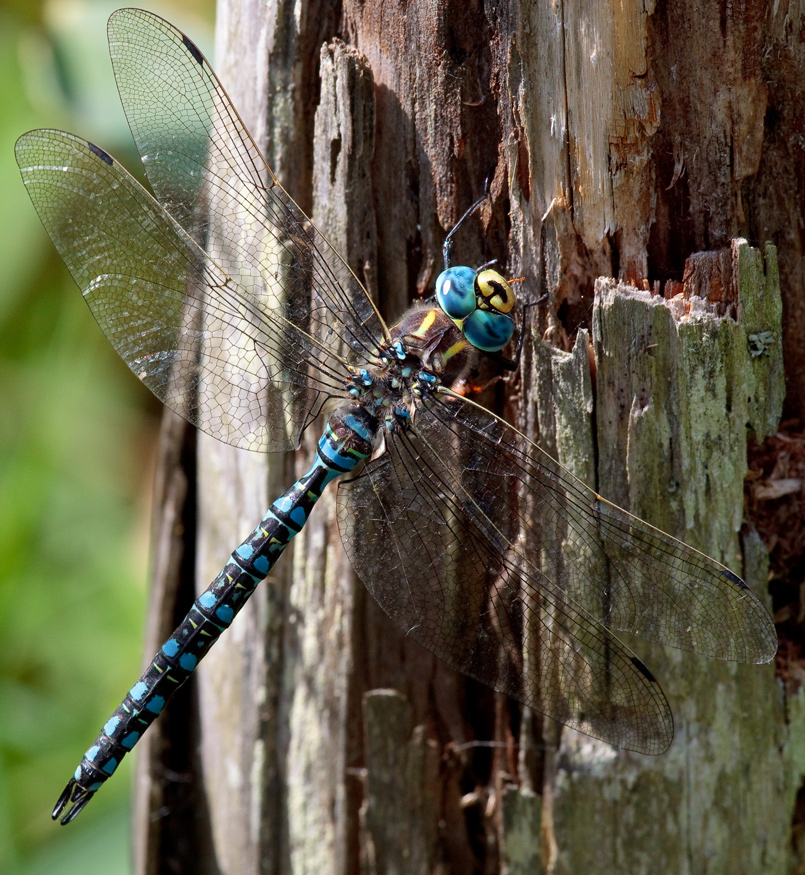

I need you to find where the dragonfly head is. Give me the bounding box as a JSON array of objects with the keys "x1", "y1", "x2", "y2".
[{"x1": 435, "y1": 265, "x2": 515, "y2": 353}]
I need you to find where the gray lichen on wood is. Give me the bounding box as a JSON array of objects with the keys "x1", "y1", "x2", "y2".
[
  {"x1": 532, "y1": 329, "x2": 596, "y2": 486},
  {"x1": 594, "y1": 240, "x2": 783, "y2": 561}
]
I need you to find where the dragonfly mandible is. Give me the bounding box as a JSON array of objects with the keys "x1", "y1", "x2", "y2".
[{"x1": 14, "y1": 8, "x2": 777, "y2": 826}]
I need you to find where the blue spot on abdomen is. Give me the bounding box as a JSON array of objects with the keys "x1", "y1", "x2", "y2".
[
  {"x1": 129, "y1": 682, "x2": 148, "y2": 701},
  {"x1": 121, "y1": 731, "x2": 140, "y2": 749},
  {"x1": 236, "y1": 543, "x2": 254, "y2": 561},
  {"x1": 273, "y1": 495, "x2": 294, "y2": 514},
  {"x1": 216, "y1": 605, "x2": 234, "y2": 624},
  {"x1": 179, "y1": 653, "x2": 198, "y2": 671},
  {"x1": 199, "y1": 592, "x2": 216, "y2": 610},
  {"x1": 146, "y1": 696, "x2": 166, "y2": 715},
  {"x1": 254, "y1": 555, "x2": 270, "y2": 574}
]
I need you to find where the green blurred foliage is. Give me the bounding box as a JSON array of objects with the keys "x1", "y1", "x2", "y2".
[{"x1": 0, "y1": 0, "x2": 214, "y2": 871}]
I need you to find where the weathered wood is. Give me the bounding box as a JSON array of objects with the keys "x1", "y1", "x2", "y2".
[
  {"x1": 502, "y1": 244, "x2": 787, "y2": 874},
  {"x1": 135, "y1": 0, "x2": 803, "y2": 872},
  {"x1": 505, "y1": 244, "x2": 786, "y2": 875},
  {"x1": 189, "y1": 3, "x2": 335, "y2": 872},
  {"x1": 361, "y1": 690, "x2": 440, "y2": 875},
  {"x1": 280, "y1": 40, "x2": 376, "y2": 875}
]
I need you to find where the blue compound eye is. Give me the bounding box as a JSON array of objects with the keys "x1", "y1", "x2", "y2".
[
  {"x1": 436, "y1": 266, "x2": 476, "y2": 319},
  {"x1": 462, "y1": 309, "x2": 514, "y2": 353}
]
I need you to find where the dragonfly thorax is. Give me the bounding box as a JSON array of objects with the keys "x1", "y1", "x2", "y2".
[
  {"x1": 386, "y1": 304, "x2": 473, "y2": 386},
  {"x1": 346, "y1": 305, "x2": 473, "y2": 432}
]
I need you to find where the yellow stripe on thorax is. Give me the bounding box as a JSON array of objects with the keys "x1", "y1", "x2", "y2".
[
  {"x1": 412, "y1": 309, "x2": 438, "y2": 337},
  {"x1": 443, "y1": 337, "x2": 469, "y2": 362}
]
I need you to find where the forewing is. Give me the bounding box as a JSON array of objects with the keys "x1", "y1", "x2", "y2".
[
  {"x1": 15, "y1": 129, "x2": 347, "y2": 451},
  {"x1": 422, "y1": 393, "x2": 778, "y2": 663},
  {"x1": 337, "y1": 413, "x2": 673, "y2": 755},
  {"x1": 107, "y1": 8, "x2": 387, "y2": 368}
]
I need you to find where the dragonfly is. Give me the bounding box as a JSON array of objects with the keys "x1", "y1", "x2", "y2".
[{"x1": 16, "y1": 8, "x2": 777, "y2": 826}]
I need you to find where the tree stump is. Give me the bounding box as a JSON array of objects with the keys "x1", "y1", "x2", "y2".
[{"x1": 135, "y1": 1, "x2": 802, "y2": 872}]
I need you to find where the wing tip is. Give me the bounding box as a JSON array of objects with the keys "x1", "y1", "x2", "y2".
[{"x1": 717, "y1": 569, "x2": 778, "y2": 664}]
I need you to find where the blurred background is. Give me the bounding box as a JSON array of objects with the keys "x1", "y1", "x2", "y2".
[{"x1": 0, "y1": 1, "x2": 214, "y2": 871}]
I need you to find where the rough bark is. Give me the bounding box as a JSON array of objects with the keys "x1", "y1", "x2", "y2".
[{"x1": 135, "y1": 1, "x2": 803, "y2": 872}]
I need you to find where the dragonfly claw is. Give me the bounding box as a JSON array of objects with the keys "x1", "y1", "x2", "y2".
[{"x1": 52, "y1": 779, "x2": 95, "y2": 825}]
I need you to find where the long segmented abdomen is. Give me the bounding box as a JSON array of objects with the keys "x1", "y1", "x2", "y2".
[{"x1": 53, "y1": 404, "x2": 376, "y2": 824}]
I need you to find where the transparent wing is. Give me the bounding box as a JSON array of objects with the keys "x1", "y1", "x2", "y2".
[
  {"x1": 337, "y1": 391, "x2": 776, "y2": 752},
  {"x1": 420, "y1": 393, "x2": 777, "y2": 662},
  {"x1": 106, "y1": 8, "x2": 387, "y2": 368},
  {"x1": 15, "y1": 129, "x2": 352, "y2": 451},
  {"x1": 337, "y1": 409, "x2": 674, "y2": 755}
]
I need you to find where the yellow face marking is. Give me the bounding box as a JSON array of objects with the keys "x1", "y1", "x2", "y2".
[
  {"x1": 476, "y1": 269, "x2": 515, "y2": 314},
  {"x1": 412, "y1": 308, "x2": 438, "y2": 337}
]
